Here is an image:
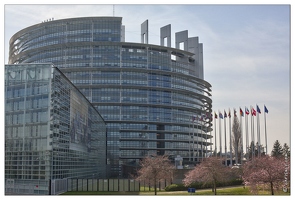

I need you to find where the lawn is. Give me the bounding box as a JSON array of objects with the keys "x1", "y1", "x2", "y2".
[{"x1": 62, "y1": 186, "x2": 290, "y2": 195}]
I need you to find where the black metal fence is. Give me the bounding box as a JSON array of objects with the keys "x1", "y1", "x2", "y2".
[
  {"x1": 5, "y1": 178, "x2": 171, "y2": 195},
  {"x1": 67, "y1": 179, "x2": 140, "y2": 192},
  {"x1": 66, "y1": 178, "x2": 171, "y2": 193}
]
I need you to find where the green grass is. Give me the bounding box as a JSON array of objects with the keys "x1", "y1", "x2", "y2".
[
  {"x1": 62, "y1": 186, "x2": 290, "y2": 195},
  {"x1": 195, "y1": 187, "x2": 251, "y2": 195},
  {"x1": 62, "y1": 191, "x2": 141, "y2": 195}
]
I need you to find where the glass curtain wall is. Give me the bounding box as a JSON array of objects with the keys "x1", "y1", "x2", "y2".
[{"x1": 5, "y1": 64, "x2": 106, "y2": 194}]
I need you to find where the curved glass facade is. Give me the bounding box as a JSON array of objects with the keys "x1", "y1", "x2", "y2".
[{"x1": 9, "y1": 17, "x2": 212, "y2": 177}]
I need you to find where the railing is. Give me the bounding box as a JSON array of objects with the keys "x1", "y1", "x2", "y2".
[
  {"x1": 5, "y1": 178, "x2": 170, "y2": 195},
  {"x1": 67, "y1": 179, "x2": 140, "y2": 192}
]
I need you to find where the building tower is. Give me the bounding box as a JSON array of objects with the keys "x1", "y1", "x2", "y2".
[{"x1": 8, "y1": 17, "x2": 212, "y2": 177}]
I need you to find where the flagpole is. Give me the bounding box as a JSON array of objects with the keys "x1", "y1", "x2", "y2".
[
  {"x1": 245, "y1": 107, "x2": 249, "y2": 160},
  {"x1": 264, "y1": 105, "x2": 268, "y2": 155},
  {"x1": 251, "y1": 106, "x2": 255, "y2": 159},
  {"x1": 201, "y1": 115, "x2": 204, "y2": 161},
  {"x1": 240, "y1": 108, "x2": 243, "y2": 165},
  {"x1": 257, "y1": 105, "x2": 261, "y2": 158},
  {"x1": 205, "y1": 122, "x2": 208, "y2": 159},
  {"x1": 224, "y1": 110, "x2": 227, "y2": 166},
  {"x1": 219, "y1": 111, "x2": 222, "y2": 158},
  {"x1": 229, "y1": 109, "x2": 233, "y2": 166},
  {"x1": 193, "y1": 115, "x2": 196, "y2": 162},
  {"x1": 189, "y1": 117, "x2": 192, "y2": 162},
  {"x1": 234, "y1": 108, "x2": 238, "y2": 165},
  {"x1": 214, "y1": 112, "x2": 217, "y2": 157},
  {"x1": 210, "y1": 128, "x2": 212, "y2": 156},
  {"x1": 210, "y1": 113, "x2": 212, "y2": 157}
]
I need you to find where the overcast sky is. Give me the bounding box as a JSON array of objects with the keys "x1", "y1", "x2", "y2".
[{"x1": 2, "y1": 2, "x2": 292, "y2": 155}]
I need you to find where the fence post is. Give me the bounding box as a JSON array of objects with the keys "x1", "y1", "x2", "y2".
[
  {"x1": 128, "y1": 179, "x2": 130, "y2": 192},
  {"x1": 49, "y1": 179, "x2": 51, "y2": 195}
]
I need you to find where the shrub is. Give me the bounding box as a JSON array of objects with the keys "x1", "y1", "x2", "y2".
[{"x1": 164, "y1": 184, "x2": 186, "y2": 191}]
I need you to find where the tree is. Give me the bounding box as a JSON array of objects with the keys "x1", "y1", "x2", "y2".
[
  {"x1": 183, "y1": 157, "x2": 230, "y2": 195},
  {"x1": 282, "y1": 143, "x2": 290, "y2": 157},
  {"x1": 271, "y1": 140, "x2": 283, "y2": 157},
  {"x1": 242, "y1": 155, "x2": 289, "y2": 195},
  {"x1": 135, "y1": 154, "x2": 175, "y2": 195},
  {"x1": 232, "y1": 116, "x2": 242, "y2": 164},
  {"x1": 245, "y1": 141, "x2": 265, "y2": 160}
]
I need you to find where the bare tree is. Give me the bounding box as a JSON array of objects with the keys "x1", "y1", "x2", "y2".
[
  {"x1": 232, "y1": 116, "x2": 242, "y2": 164},
  {"x1": 183, "y1": 157, "x2": 231, "y2": 195},
  {"x1": 135, "y1": 154, "x2": 175, "y2": 195}
]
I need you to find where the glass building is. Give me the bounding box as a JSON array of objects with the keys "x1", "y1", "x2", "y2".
[
  {"x1": 8, "y1": 17, "x2": 212, "y2": 177},
  {"x1": 5, "y1": 63, "x2": 107, "y2": 194}
]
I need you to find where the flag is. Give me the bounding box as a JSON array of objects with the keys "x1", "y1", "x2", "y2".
[
  {"x1": 251, "y1": 107, "x2": 256, "y2": 116},
  {"x1": 192, "y1": 115, "x2": 196, "y2": 121},
  {"x1": 234, "y1": 109, "x2": 237, "y2": 117},
  {"x1": 264, "y1": 105, "x2": 268, "y2": 113},
  {"x1": 240, "y1": 108, "x2": 244, "y2": 117},
  {"x1": 201, "y1": 114, "x2": 206, "y2": 121},
  {"x1": 257, "y1": 105, "x2": 261, "y2": 114},
  {"x1": 219, "y1": 112, "x2": 223, "y2": 119},
  {"x1": 245, "y1": 107, "x2": 250, "y2": 115},
  {"x1": 206, "y1": 112, "x2": 210, "y2": 120},
  {"x1": 224, "y1": 110, "x2": 227, "y2": 118},
  {"x1": 228, "y1": 110, "x2": 231, "y2": 118},
  {"x1": 214, "y1": 112, "x2": 218, "y2": 119}
]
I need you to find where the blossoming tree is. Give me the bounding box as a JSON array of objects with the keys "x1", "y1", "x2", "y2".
[
  {"x1": 135, "y1": 154, "x2": 175, "y2": 195},
  {"x1": 242, "y1": 155, "x2": 289, "y2": 195},
  {"x1": 183, "y1": 157, "x2": 231, "y2": 195}
]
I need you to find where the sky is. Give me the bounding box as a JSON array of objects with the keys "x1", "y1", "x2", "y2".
[{"x1": 2, "y1": 2, "x2": 292, "y2": 156}]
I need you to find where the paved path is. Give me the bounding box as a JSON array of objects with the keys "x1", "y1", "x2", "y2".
[{"x1": 142, "y1": 185, "x2": 244, "y2": 195}]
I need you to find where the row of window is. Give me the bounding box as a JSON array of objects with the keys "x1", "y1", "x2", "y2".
[
  {"x1": 120, "y1": 140, "x2": 203, "y2": 149},
  {"x1": 6, "y1": 97, "x2": 49, "y2": 112},
  {"x1": 17, "y1": 45, "x2": 196, "y2": 73},
  {"x1": 119, "y1": 132, "x2": 207, "y2": 141},
  {"x1": 6, "y1": 124, "x2": 48, "y2": 138}
]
